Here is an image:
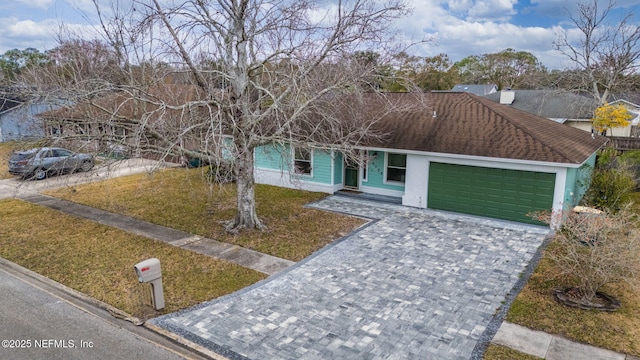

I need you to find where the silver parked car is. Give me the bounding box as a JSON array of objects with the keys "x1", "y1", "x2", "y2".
[{"x1": 8, "y1": 147, "x2": 94, "y2": 180}]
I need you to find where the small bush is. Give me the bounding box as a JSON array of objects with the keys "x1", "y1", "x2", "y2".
[
  {"x1": 583, "y1": 166, "x2": 636, "y2": 211},
  {"x1": 583, "y1": 148, "x2": 637, "y2": 212},
  {"x1": 619, "y1": 150, "x2": 640, "y2": 165},
  {"x1": 619, "y1": 150, "x2": 640, "y2": 187}
]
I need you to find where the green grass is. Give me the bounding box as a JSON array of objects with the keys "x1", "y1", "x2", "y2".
[
  {"x1": 483, "y1": 344, "x2": 542, "y2": 360},
  {"x1": 46, "y1": 168, "x2": 366, "y2": 261},
  {"x1": 0, "y1": 166, "x2": 365, "y2": 319},
  {"x1": 0, "y1": 199, "x2": 266, "y2": 318}
]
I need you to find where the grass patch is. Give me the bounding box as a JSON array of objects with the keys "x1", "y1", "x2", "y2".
[
  {"x1": 629, "y1": 191, "x2": 640, "y2": 212},
  {"x1": 0, "y1": 199, "x2": 266, "y2": 318},
  {"x1": 506, "y1": 239, "x2": 640, "y2": 356},
  {"x1": 483, "y1": 344, "x2": 542, "y2": 360},
  {"x1": 46, "y1": 168, "x2": 366, "y2": 261}
]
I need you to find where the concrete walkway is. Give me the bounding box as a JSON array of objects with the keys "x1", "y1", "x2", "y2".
[{"x1": 492, "y1": 322, "x2": 639, "y2": 360}]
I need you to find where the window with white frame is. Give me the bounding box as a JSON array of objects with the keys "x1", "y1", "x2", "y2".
[
  {"x1": 294, "y1": 148, "x2": 312, "y2": 175},
  {"x1": 386, "y1": 153, "x2": 406, "y2": 183}
]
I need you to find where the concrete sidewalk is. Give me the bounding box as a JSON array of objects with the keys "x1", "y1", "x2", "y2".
[
  {"x1": 17, "y1": 193, "x2": 294, "y2": 276},
  {"x1": 492, "y1": 322, "x2": 638, "y2": 360}
]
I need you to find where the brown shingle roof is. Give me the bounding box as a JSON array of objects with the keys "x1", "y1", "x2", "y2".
[{"x1": 370, "y1": 92, "x2": 608, "y2": 164}]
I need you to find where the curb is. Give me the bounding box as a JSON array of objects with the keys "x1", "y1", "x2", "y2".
[
  {"x1": 143, "y1": 323, "x2": 230, "y2": 360},
  {"x1": 0, "y1": 256, "x2": 220, "y2": 360}
]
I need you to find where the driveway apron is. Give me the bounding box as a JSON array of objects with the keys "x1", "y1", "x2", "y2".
[{"x1": 151, "y1": 196, "x2": 550, "y2": 360}]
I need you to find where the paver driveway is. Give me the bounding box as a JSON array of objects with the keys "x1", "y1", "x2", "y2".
[{"x1": 151, "y1": 196, "x2": 550, "y2": 360}]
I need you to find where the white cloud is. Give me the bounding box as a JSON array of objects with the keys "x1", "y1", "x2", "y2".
[
  {"x1": 0, "y1": 16, "x2": 99, "y2": 53},
  {"x1": 0, "y1": 18, "x2": 56, "y2": 38},
  {"x1": 15, "y1": 0, "x2": 54, "y2": 11},
  {"x1": 468, "y1": 0, "x2": 517, "y2": 22},
  {"x1": 446, "y1": 0, "x2": 474, "y2": 13},
  {"x1": 397, "y1": 1, "x2": 572, "y2": 69}
]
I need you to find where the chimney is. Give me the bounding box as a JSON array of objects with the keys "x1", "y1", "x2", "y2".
[{"x1": 499, "y1": 89, "x2": 515, "y2": 105}]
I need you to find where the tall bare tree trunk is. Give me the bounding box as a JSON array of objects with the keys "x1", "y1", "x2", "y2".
[{"x1": 230, "y1": 142, "x2": 262, "y2": 231}]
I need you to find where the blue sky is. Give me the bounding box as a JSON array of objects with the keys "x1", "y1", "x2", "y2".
[{"x1": 1, "y1": 0, "x2": 640, "y2": 70}]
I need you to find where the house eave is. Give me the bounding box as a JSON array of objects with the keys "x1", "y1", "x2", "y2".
[{"x1": 356, "y1": 146, "x2": 597, "y2": 169}]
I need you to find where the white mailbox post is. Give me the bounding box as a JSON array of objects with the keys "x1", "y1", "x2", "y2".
[{"x1": 134, "y1": 258, "x2": 165, "y2": 310}]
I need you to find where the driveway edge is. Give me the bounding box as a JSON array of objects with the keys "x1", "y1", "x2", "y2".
[{"x1": 469, "y1": 230, "x2": 555, "y2": 359}]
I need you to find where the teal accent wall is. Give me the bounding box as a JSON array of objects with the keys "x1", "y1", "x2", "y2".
[
  {"x1": 364, "y1": 151, "x2": 405, "y2": 192},
  {"x1": 292, "y1": 149, "x2": 333, "y2": 184},
  {"x1": 255, "y1": 143, "x2": 290, "y2": 170},
  {"x1": 334, "y1": 152, "x2": 343, "y2": 184},
  {"x1": 255, "y1": 143, "x2": 333, "y2": 185},
  {"x1": 564, "y1": 152, "x2": 597, "y2": 208}
]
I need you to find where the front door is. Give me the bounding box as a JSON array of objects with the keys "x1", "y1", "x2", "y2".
[{"x1": 344, "y1": 158, "x2": 359, "y2": 189}]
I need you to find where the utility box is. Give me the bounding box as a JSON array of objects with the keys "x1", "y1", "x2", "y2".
[{"x1": 134, "y1": 258, "x2": 165, "y2": 310}]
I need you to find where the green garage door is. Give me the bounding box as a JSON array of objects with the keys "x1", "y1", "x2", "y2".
[{"x1": 428, "y1": 162, "x2": 555, "y2": 224}]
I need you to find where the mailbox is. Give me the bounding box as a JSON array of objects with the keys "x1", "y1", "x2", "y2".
[
  {"x1": 134, "y1": 258, "x2": 162, "y2": 282},
  {"x1": 133, "y1": 258, "x2": 165, "y2": 310}
]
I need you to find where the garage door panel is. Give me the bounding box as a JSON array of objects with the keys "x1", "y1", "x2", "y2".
[{"x1": 428, "y1": 162, "x2": 555, "y2": 224}]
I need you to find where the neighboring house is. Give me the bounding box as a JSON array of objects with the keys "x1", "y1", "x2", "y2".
[
  {"x1": 255, "y1": 92, "x2": 607, "y2": 225},
  {"x1": 606, "y1": 99, "x2": 640, "y2": 138},
  {"x1": 484, "y1": 89, "x2": 640, "y2": 138},
  {"x1": 450, "y1": 84, "x2": 498, "y2": 96},
  {"x1": 0, "y1": 101, "x2": 60, "y2": 142},
  {"x1": 37, "y1": 85, "x2": 212, "y2": 158},
  {"x1": 484, "y1": 89, "x2": 597, "y2": 128}
]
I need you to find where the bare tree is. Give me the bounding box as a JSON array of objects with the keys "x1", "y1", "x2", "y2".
[
  {"x1": 45, "y1": 0, "x2": 412, "y2": 231},
  {"x1": 535, "y1": 209, "x2": 640, "y2": 309},
  {"x1": 554, "y1": 0, "x2": 640, "y2": 103}
]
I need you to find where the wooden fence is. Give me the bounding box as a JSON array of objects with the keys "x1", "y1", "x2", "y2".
[{"x1": 608, "y1": 136, "x2": 640, "y2": 151}]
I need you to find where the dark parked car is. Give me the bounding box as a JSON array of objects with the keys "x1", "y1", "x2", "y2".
[{"x1": 8, "y1": 147, "x2": 94, "y2": 180}]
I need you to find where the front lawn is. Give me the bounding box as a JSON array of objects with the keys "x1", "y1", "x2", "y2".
[
  {"x1": 488, "y1": 190, "x2": 640, "y2": 358},
  {"x1": 0, "y1": 199, "x2": 266, "y2": 318},
  {"x1": 504, "y1": 222, "x2": 640, "y2": 356},
  {"x1": 46, "y1": 167, "x2": 366, "y2": 261}
]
